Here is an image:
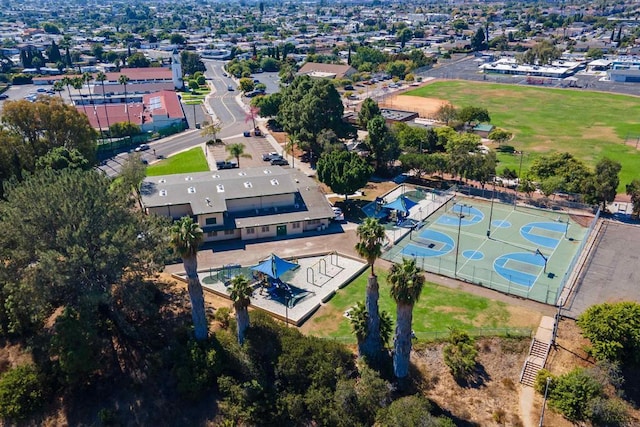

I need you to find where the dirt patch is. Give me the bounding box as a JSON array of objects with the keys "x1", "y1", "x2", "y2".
[
  {"x1": 299, "y1": 304, "x2": 345, "y2": 336},
  {"x1": 379, "y1": 95, "x2": 447, "y2": 118},
  {"x1": 581, "y1": 125, "x2": 619, "y2": 142},
  {"x1": 569, "y1": 214, "x2": 594, "y2": 228},
  {"x1": 504, "y1": 305, "x2": 543, "y2": 329},
  {"x1": 415, "y1": 337, "x2": 529, "y2": 426}
]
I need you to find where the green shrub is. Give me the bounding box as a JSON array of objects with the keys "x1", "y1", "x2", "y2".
[
  {"x1": 534, "y1": 369, "x2": 554, "y2": 395},
  {"x1": 214, "y1": 307, "x2": 231, "y2": 329},
  {"x1": 548, "y1": 368, "x2": 603, "y2": 422},
  {"x1": 577, "y1": 302, "x2": 640, "y2": 365},
  {"x1": 172, "y1": 338, "x2": 222, "y2": 400},
  {"x1": 587, "y1": 397, "x2": 628, "y2": 426},
  {"x1": 0, "y1": 364, "x2": 46, "y2": 420},
  {"x1": 443, "y1": 330, "x2": 478, "y2": 382},
  {"x1": 196, "y1": 75, "x2": 206, "y2": 85}
]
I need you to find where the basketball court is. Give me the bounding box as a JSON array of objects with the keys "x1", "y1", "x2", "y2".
[{"x1": 383, "y1": 196, "x2": 596, "y2": 304}]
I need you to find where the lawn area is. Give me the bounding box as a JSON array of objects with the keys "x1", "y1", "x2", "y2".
[
  {"x1": 146, "y1": 147, "x2": 209, "y2": 176},
  {"x1": 180, "y1": 86, "x2": 210, "y2": 103},
  {"x1": 302, "y1": 269, "x2": 541, "y2": 343},
  {"x1": 404, "y1": 81, "x2": 640, "y2": 191}
]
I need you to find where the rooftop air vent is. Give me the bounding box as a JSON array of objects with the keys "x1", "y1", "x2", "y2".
[
  {"x1": 187, "y1": 187, "x2": 196, "y2": 194},
  {"x1": 270, "y1": 179, "x2": 279, "y2": 186},
  {"x1": 159, "y1": 190, "x2": 167, "y2": 196},
  {"x1": 244, "y1": 182, "x2": 253, "y2": 188},
  {"x1": 216, "y1": 184, "x2": 224, "y2": 193},
  {"x1": 185, "y1": 176, "x2": 193, "y2": 181},
  {"x1": 238, "y1": 171, "x2": 246, "y2": 176},
  {"x1": 263, "y1": 169, "x2": 272, "y2": 174},
  {"x1": 159, "y1": 178, "x2": 166, "y2": 183},
  {"x1": 212, "y1": 174, "x2": 220, "y2": 179}
]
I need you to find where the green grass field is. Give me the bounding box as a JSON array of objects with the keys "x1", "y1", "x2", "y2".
[
  {"x1": 145, "y1": 147, "x2": 209, "y2": 176},
  {"x1": 404, "y1": 81, "x2": 640, "y2": 191},
  {"x1": 304, "y1": 269, "x2": 539, "y2": 343}
]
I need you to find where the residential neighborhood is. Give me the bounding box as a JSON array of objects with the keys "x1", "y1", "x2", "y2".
[{"x1": 1, "y1": 0, "x2": 640, "y2": 425}]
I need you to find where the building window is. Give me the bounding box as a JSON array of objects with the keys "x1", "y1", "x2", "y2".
[
  {"x1": 246, "y1": 227, "x2": 255, "y2": 234},
  {"x1": 224, "y1": 229, "x2": 234, "y2": 235},
  {"x1": 207, "y1": 231, "x2": 217, "y2": 237},
  {"x1": 262, "y1": 225, "x2": 270, "y2": 233},
  {"x1": 205, "y1": 217, "x2": 217, "y2": 225},
  {"x1": 292, "y1": 222, "x2": 301, "y2": 229},
  {"x1": 308, "y1": 219, "x2": 320, "y2": 225}
]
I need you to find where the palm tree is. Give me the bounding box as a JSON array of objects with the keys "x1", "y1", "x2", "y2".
[
  {"x1": 354, "y1": 217, "x2": 386, "y2": 362},
  {"x1": 388, "y1": 258, "x2": 425, "y2": 383},
  {"x1": 52, "y1": 80, "x2": 64, "y2": 99},
  {"x1": 169, "y1": 217, "x2": 208, "y2": 341},
  {"x1": 118, "y1": 74, "x2": 131, "y2": 123},
  {"x1": 96, "y1": 71, "x2": 112, "y2": 139},
  {"x1": 72, "y1": 76, "x2": 88, "y2": 117},
  {"x1": 229, "y1": 274, "x2": 253, "y2": 345},
  {"x1": 225, "y1": 143, "x2": 252, "y2": 167},
  {"x1": 83, "y1": 72, "x2": 103, "y2": 136},
  {"x1": 285, "y1": 133, "x2": 298, "y2": 168},
  {"x1": 61, "y1": 76, "x2": 74, "y2": 104}
]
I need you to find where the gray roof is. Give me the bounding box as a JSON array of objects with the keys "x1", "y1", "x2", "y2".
[{"x1": 140, "y1": 166, "x2": 298, "y2": 215}]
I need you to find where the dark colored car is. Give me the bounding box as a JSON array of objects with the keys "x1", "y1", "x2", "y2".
[
  {"x1": 216, "y1": 161, "x2": 237, "y2": 169},
  {"x1": 243, "y1": 131, "x2": 251, "y2": 137},
  {"x1": 344, "y1": 85, "x2": 354, "y2": 90},
  {"x1": 270, "y1": 158, "x2": 289, "y2": 166},
  {"x1": 0, "y1": 94, "x2": 7, "y2": 100}
]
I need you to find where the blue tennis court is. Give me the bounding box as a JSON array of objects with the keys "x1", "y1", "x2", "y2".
[{"x1": 383, "y1": 196, "x2": 596, "y2": 304}]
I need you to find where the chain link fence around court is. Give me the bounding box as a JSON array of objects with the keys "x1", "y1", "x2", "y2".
[{"x1": 383, "y1": 186, "x2": 601, "y2": 306}]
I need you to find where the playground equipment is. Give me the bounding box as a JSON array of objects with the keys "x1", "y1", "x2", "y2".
[{"x1": 306, "y1": 252, "x2": 342, "y2": 287}]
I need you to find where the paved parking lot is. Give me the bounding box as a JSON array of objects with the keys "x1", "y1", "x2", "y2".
[{"x1": 564, "y1": 221, "x2": 640, "y2": 318}]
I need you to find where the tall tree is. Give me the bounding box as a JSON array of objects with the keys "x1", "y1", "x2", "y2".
[
  {"x1": 626, "y1": 179, "x2": 640, "y2": 218},
  {"x1": 0, "y1": 168, "x2": 167, "y2": 338},
  {"x1": 82, "y1": 72, "x2": 103, "y2": 135},
  {"x1": 225, "y1": 143, "x2": 252, "y2": 167},
  {"x1": 316, "y1": 150, "x2": 372, "y2": 201},
  {"x1": 169, "y1": 217, "x2": 208, "y2": 341},
  {"x1": 95, "y1": 71, "x2": 112, "y2": 138},
  {"x1": 229, "y1": 274, "x2": 253, "y2": 345},
  {"x1": 358, "y1": 98, "x2": 381, "y2": 129},
  {"x1": 277, "y1": 76, "x2": 354, "y2": 156},
  {"x1": 354, "y1": 218, "x2": 386, "y2": 363},
  {"x1": 72, "y1": 76, "x2": 88, "y2": 117},
  {"x1": 1, "y1": 97, "x2": 97, "y2": 165},
  {"x1": 471, "y1": 27, "x2": 487, "y2": 51},
  {"x1": 388, "y1": 258, "x2": 425, "y2": 383},
  {"x1": 589, "y1": 158, "x2": 621, "y2": 210},
  {"x1": 118, "y1": 74, "x2": 131, "y2": 124},
  {"x1": 366, "y1": 115, "x2": 400, "y2": 173}
]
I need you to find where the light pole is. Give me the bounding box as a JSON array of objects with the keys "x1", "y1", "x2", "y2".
[
  {"x1": 487, "y1": 178, "x2": 496, "y2": 238},
  {"x1": 564, "y1": 217, "x2": 570, "y2": 239},
  {"x1": 539, "y1": 376, "x2": 552, "y2": 427},
  {"x1": 514, "y1": 150, "x2": 524, "y2": 209},
  {"x1": 454, "y1": 203, "x2": 468, "y2": 277}
]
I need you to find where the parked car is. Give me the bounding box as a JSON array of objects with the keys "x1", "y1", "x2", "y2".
[
  {"x1": 135, "y1": 144, "x2": 150, "y2": 152},
  {"x1": 243, "y1": 130, "x2": 251, "y2": 137},
  {"x1": 0, "y1": 94, "x2": 8, "y2": 100},
  {"x1": 262, "y1": 152, "x2": 280, "y2": 161},
  {"x1": 344, "y1": 84, "x2": 354, "y2": 90},
  {"x1": 270, "y1": 158, "x2": 289, "y2": 166},
  {"x1": 216, "y1": 160, "x2": 238, "y2": 169},
  {"x1": 227, "y1": 85, "x2": 234, "y2": 91}
]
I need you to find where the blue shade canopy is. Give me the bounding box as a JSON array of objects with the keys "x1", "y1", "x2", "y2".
[
  {"x1": 382, "y1": 195, "x2": 418, "y2": 214},
  {"x1": 250, "y1": 253, "x2": 298, "y2": 279}
]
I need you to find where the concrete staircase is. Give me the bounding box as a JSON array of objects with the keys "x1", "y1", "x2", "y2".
[{"x1": 520, "y1": 316, "x2": 555, "y2": 387}]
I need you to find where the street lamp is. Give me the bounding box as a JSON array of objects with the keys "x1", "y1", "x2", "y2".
[
  {"x1": 514, "y1": 150, "x2": 524, "y2": 209},
  {"x1": 539, "y1": 376, "x2": 552, "y2": 427},
  {"x1": 454, "y1": 203, "x2": 469, "y2": 277},
  {"x1": 487, "y1": 178, "x2": 496, "y2": 238}
]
